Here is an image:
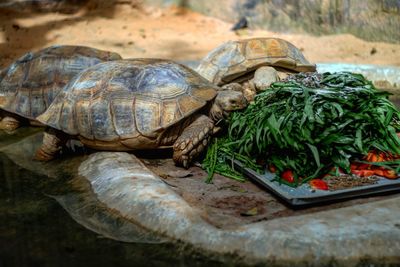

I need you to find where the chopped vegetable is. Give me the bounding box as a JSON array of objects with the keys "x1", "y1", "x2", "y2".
[
  {"x1": 268, "y1": 164, "x2": 277, "y2": 173},
  {"x1": 309, "y1": 179, "x2": 329, "y2": 190},
  {"x1": 383, "y1": 169, "x2": 397, "y2": 179},
  {"x1": 281, "y1": 170, "x2": 295, "y2": 183},
  {"x1": 350, "y1": 169, "x2": 375, "y2": 177},
  {"x1": 349, "y1": 150, "x2": 400, "y2": 179}
]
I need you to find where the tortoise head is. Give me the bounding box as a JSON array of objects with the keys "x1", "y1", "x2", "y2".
[
  {"x1": 210, "y1": 90, "x2": 248, "y2": 122},
  {"x1": 108, "y1": 52, "x2": 122, "y2": 61}
]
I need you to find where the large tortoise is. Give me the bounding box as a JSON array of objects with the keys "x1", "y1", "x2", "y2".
[
  {"x1": 35, "y1": 59, "x2": 248, "y2": 167},
  {"x1": 196, "y1": 37, "x2": 316, "y2": 100},
  {"x1": 0, "y1": 45, "x2": 122, "y2": 130}
]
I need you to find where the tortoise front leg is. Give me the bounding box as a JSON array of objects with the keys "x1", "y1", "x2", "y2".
[
  {"x1": 34, "y1": 127, "x2": 68, "y2": 161},
  {"x1": 173, "y1": 114, "x2": 217, "y2": 168},
  {"x1": 0, "y1": 110, "x2": 20, "y2": 131}
]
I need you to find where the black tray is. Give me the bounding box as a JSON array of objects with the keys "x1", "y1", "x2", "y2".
[{"x1": 233, "y1": 160, "x2": 400, "y2": 206}]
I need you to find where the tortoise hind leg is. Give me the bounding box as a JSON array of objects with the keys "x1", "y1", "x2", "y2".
[
  {"x1": 34, "y1": 127, "x2": 68, "y2": 161},
  {"x1": 173, "y1": 115, "x2": 216, "y2": 168},
  {"x1": 0, "y1": 111, "x2": 20, "y2": 131}
]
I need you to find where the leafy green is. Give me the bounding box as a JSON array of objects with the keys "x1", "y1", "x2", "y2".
[{"x1": 202, "y1": 72, "x2": 400, "y2": 186}]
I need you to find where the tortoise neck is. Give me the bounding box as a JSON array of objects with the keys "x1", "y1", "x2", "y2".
[{"x1": 209, "y1": 102, "x2": 224, "y2": 123}]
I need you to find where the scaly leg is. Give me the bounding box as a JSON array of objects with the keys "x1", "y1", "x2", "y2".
[
  {"x1": 173, "y1": 115, "x2": 216, "y2": 168},
  {"x1": 0, "y1": 110, "x2": 20, "y2": 131},
  {"x1": 34, "y1": 127, "x2": 68, "y2": 161}
]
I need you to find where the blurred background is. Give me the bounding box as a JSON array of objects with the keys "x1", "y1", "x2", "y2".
[{"x1": 0, "y1": 0, "x2": 399, "y2": 69}]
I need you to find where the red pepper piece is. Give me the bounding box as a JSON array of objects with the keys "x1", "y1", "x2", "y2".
[
  {"x1": 268, "y1": 164, "x2": 277, "y2": 173},
  {"x1": 351, "y1": 169, "x2": 375, "y2": 177},
  {"x1": 281, "y1": 170, "x2": 295, "y2": 183},
  {"x1": 358, "y1": 163, "x2": 371, "y2": 170},
  {"x1": 350, "y1": 162, "x2": 371, "y2": 170},
  {"x1": 383, "y1": 170, "x2": 398, "y2": 179},
  {"x1": 309, "y1": 179, "x2": 329, "y2": 190},
  {"x1": 373, "y1": 169, "x2": 385, "y2": 177},
  {"x1": 350, "y1": 163, "x2": 359, "y2": 170}
]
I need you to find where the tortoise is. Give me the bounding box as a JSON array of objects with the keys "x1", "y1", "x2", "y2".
[
  {"x1": 34, "y1": 59, "x2": 248, "y2": 168},
  {"x1": 196, "y1": 37, "x2": 316, "y2": 101},
  {"x1": 0, "y1": 45, "x2": 122, "y2": 131}
]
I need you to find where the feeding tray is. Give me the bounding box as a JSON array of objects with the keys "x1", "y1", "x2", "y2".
[{"x1": 233, "y1": 161, "x2": 400, "y2": 206}]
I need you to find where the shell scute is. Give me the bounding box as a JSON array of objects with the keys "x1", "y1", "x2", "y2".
[
  {"x1": 30, "y1": 91, "x2": 46, "y2": 118},
  {"x1": 14, "y1": 90, "x2": 29, "y2": 116},
  {"x1": 135, "y1": 65, "x2": 188, "y2": 99},
  {"x1": 111, "y1": 98, "x2": 139, "y2": 139},
  {"x1": 75, "y1": 99, "x2": 93, "y2": 140},
  {"x1": 245, "y1": 38, "x2": 286, "y2": 59},
  {"x1": 134, "y1": 98, "x2": 161, "y2": 136},
  {"x1": 178, "y1": 94, "x2": 205, "y2": 116},
  {"x1": 59, "y1": 100, "x2": 76, "y2": 134},
  {"x1": 91, "y1": 100, "x2": 117, "y2": 141},
  {"x1": 161, "y1": 100, "x2": 182, "y2": 127}
]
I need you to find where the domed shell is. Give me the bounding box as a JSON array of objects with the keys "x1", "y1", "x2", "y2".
[
  {"x1": 196, "y1": 38, "x2": 316, "y2": 85},
  {"x1": 0, "y1": 45, "x2": 121, "y2": 120},
  {"x1": 37, "y1": 59, "x2": 218, "y2": 150}
]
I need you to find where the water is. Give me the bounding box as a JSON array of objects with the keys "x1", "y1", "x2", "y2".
[{"x1": 0, "y1": 145, "x2": 225, "y2": 267}]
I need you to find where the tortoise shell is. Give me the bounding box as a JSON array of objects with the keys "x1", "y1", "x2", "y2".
[
  {"x1": 37, "y1": 59, "x2": 218, "y2": 150},
  {"x1": 196, "y1": 38, "x2": 316, "y2": 85},
  {"x1": 0, "y1": 45, "x2": 121, "y2": 120}
]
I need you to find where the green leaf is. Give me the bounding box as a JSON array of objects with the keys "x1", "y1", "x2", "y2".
[
  {"x1": 307, "y1": 143, "x2": 320, "y2": 167},
  {"x1": 355, "y1": 128, "x2": 363, "y2": 152}
]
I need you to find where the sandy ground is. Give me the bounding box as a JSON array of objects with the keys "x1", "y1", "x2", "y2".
[{"x1": 1, "y1": 3, "x2": 400, "y2": 69}]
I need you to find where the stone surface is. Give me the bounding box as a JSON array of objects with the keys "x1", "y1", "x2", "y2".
[{"x1": 1, "y1": 128, "x2": 400, "y2": 266}]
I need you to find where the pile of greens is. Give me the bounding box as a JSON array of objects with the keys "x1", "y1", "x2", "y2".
[{"x1": 203, "y1": 72, "x2": 400, "y2": 186}]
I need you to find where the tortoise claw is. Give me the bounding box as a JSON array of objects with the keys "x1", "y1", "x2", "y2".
[{"x1": 182, "y1": 159, "x2": 189, "y2": 169}]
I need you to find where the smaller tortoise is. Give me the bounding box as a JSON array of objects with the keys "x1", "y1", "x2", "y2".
[
  {"x1": 0, "y1": 45, "x2": 122, "y2": 130},
  {"x1": 196, "y1": 37, "x2": 316, "y2": 101},
  {"x1": 35, "y1": 59, "x2": 248, "y2": 168}
]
